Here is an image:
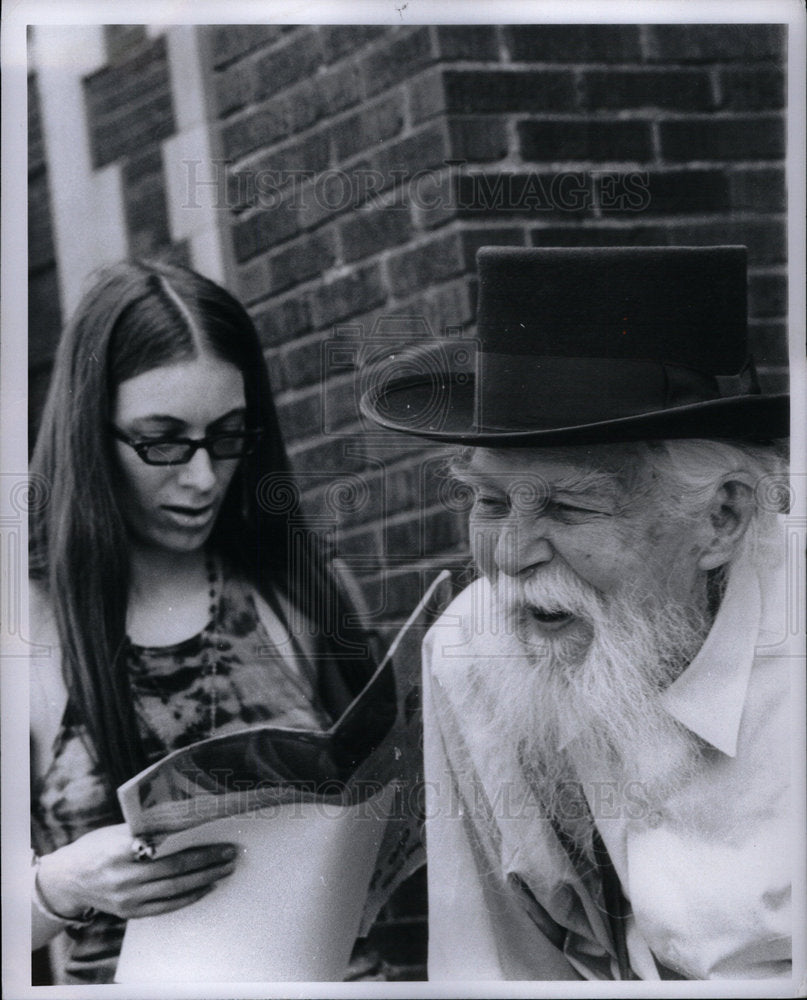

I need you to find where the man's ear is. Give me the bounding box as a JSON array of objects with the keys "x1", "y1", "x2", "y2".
[{"x1": 697, "y1": 476, "x2": 755, "y2": 571}]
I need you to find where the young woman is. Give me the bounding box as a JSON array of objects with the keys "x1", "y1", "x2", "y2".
[{"x1": 29, "y1": 260, "x2": 381, "y2": 984}]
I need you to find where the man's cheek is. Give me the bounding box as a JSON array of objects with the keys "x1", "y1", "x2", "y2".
[{"x1": 468, "y1": 519, "x2": 499, "y2": 578}]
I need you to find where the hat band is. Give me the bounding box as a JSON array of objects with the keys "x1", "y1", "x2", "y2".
[{"x1": 479, "y1": 354, "x2": 757, "y2": 430}]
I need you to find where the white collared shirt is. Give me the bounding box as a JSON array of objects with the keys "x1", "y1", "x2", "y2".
[{"x1": 422, "y1": 553, "x2": 793, "y2": 981}]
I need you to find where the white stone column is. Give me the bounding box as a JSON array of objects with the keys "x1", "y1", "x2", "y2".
[
  {"x1": 161, "y1": 25, "x2": 232, "y2": 286},
  {"x1": 30, "y1": 25, "x2": 128, "y2": 317}
]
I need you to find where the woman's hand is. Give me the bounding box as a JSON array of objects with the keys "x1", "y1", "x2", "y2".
[{"x1": 35, "y1": 823, "x2": 237, "y2": 920}]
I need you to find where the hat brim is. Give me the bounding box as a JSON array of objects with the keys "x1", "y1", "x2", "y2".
[{"x1": 360, "y1": 373, "x2": 789, "y2": 445}]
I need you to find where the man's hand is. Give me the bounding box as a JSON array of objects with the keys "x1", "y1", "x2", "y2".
[{"x1": 36, "y1": 823, "x2": 237, "y2": 920}]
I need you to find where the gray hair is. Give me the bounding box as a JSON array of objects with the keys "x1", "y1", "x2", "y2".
[{"x1": 639, "y1": 438, "x2": 788, "y2": 572}]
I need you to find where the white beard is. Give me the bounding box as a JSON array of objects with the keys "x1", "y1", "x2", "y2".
[{"x1": 451, "y1": 563, "x2": 711, "y2": 860}]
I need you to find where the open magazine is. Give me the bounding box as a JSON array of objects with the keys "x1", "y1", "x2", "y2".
[{"x1": 115, "y1": 570, "x2": 452, "y2": 983}]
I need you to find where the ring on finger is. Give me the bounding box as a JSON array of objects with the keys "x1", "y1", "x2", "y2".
[{"x1": 130, "y1": 837, "x2": 156, "y2": 862}]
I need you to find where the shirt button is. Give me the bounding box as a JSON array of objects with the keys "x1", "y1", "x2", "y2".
[{"x1": 647, "y1": 810, "x2": 663, "y2": 829}]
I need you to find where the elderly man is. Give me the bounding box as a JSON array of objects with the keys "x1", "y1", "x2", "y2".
[{"x1": 361, "y1": 247, "x2": 792, "y2": 981}]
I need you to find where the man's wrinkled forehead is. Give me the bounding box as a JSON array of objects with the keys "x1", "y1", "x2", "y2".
[{"x1": 463, "y1": 443, "x2": 647, "y2": 489}]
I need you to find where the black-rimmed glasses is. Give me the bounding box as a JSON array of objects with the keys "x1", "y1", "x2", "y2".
[{"x1": 110, "y1": 425, "x2": 263, "y2": 466}]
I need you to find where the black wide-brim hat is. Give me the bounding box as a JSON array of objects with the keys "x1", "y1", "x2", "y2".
[{"x1": 360, "y1": 246, "x2": 788, "y2": 445}]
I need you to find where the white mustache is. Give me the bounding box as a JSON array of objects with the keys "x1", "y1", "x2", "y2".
[{"x1": 494, "y1": 563, "x2": 604, "y2": 622}]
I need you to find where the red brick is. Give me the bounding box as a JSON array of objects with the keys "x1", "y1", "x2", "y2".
[
  {"x1": 434, "y1": 25, "x2": 500, "y2": 61},
  {"x1": 309, "y1": 264, "x2": 386, "y2": 330},
  {"x1": 226, "y1": 163, "x2": 259, "y2": 215},
  {"x1": 359, "y1": 27, "x2": 435, "y2": 99},
  {"x1": 368, "y1": 564, "x2": 455, "y2": 627},
  {"x1": 440, "y1": 68, "x2": 578, "y2": 114},
  {"x1": 581, "y1": 69, "x2": 714, "y2": 111},
  {"x1": 207, "y1": 25, "x2": 285, "y2": 69},
  {"x1": 646, "y1": 219, "x2": 786, "y2": 264},
  {"x1": 28, "y1": 174, "x2": 57, "y2": 271},
  {"x1": 267, "y1": 229, "x2": 338, "y2": 294},
  {"x1": 454, "y1": 172, "x2": 594, "y2": 219},
  {"x1": 89, "y1": 91, "x2": 175, "y2": 169},
  {"x1": 372, "y1": 125, "x2": 450, "y2": 186},
  {"x1": 122, "y1": 145, "x2": 163, "y2": 183},
  {"x1": 320, "y1": 61, "x2": 365, "y2": 116},
  {"x1": 232, "y1": 202, "x2": 300, "y2": 262},
  {"x1": 340, "y1": 207, "x2": 414, "y2": 264},
  {"x1": 105, "y1": 25, "x2": 148, "y2": 63},
  {"x1": 214, "y1": 62, "x2": 253, "y2": 116},
  {"x1": 319, "y1": 25, "x2": 388, "y2": 64},
  {"x1": 28, "y1": 269, "x2": 62, "y2": 367},
  {"x1": 729, "y1": 168, "x2": 785, "y2": 212},
  {"x1": 748, "y1": 320, "x2": 788, "y2": 366},
  {"x1": 387, "y1": 232, "x2": 465, "y2": 297},
  {"x1": 124, "y1": 172, "x2": 170, "y2": 257},
  {"x1": 270, "y1": 333, "x2": 326, "y2": 393},
  {"x1": 459, "y1": 226, "x2": 526, "y2": 268},
  {"x1": 718, "y1": 66, "x2": 786, "y2": 110},
  {"x1": 505, "y1": 24, "x2": 641, "y2": 62},
  {"x1": 600, "y1": 169, "x2": 730, "y2": 216},
  {"x1": 252, "y1": 131, "x2": 331, "y2": 182},
  {"x1": 284, "y1": 77, "x2": 330, "y2": 135},
  {"x1": 220, "y1": 102, "x2": 289, "y2": 161},
  {"x1": 518, "y1": 119, "x2": 653, "y2": 162},
  {"x1": 593, "y1": 171, "x2": 651, "y2": 213},
  {"x1": 297, "y1": 167, "x2": 373, "y2": 232},
  {"x1": 287, "y1": 434, "x2": 371, "y2": 475},
  {"x1": 358, "y1": 429, "x2": 442, "y2": 468},
  {"x1": 332, "y1": 523, "x2": 382, "y2": 560},
  {"x1": 84, "y1": 35, "x2": 169, "y2": 119},
  {"x1": 407, "y1": 168, "x2": 458, "y2": 232},
  {"x1": 384, "y1": 516, "x2": 424, "y2": 560},
  {"x1": 659, "y1": 116, "x2": 784, "y2": 162},
  {"x1": 409, "y1": 67, "x2": 447, "y2": 124},
  {"x1": 286, "y1": 375, "x2": 360, "y2": 440},
  {"x1": 403, "y1": 279, "x2": 476, "y2": 336},
  {"x1": 529, "y1": 224, "x2": 673, "y2": 248},
  {"x1": 386, "y1": 508, "x2": 466, "y2": 561},
  {"x1": 252, "y1": 29, "x2": 324, "y2": 101},
  {"x1": 332, "y1": 95, "x2": 405, "y2": 163},
  {"x1": 645, "y1": 24, "x2": 786, "y2": 63},
  {"x1": 236, "y1": 256, "x2": 272, "y2": 305},
  {"x1": 756, "y1": 369, "x2": 787, "y2": 394},
  {"x1": 277, "y1": 391, "x2": 322, "y2": 445},
  {"x1": 447, "y1": 117, "x2": 508, "y2": 161},
  {"x1": 748, "y1": 272, "x2": 787, "y2": 319},
  {"x1": 254, "y1": 293, "x2": 312, "y2": 348}
]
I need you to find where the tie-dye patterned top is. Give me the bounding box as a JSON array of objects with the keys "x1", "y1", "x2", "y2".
[{"x1": 31, "y1": 567, "x2": 333, "y2": 985}]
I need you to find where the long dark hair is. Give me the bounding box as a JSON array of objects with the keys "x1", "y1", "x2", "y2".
[{"x1": 30, "y1": 260, "x2": 375, "y2": 790}]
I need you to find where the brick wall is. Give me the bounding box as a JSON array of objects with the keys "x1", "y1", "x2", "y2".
[
  {"x1": 207, "y1": 22, "x2": 788, "y2": 625},
  {"x1": 29, "y1": 22, "x2": 789, "y2": 981},
  {"x1": 28, "y1": 69, "x2": 62, "y2": 443},
  {"x1": 84, "y1": 28, "x2": 188, "y2": 264}
]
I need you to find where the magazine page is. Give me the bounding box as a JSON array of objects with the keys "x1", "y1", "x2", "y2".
[
  {"x1": 116, "y1": 571, "x2": 452, "y2": 982},
  {"x1": 115, "y1": 786, "x2": 395, "y2": 983}
]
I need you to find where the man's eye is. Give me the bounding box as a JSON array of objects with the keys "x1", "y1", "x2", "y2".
[
  {"x1": 472, "y1": 496, "x2": 508, "y2": 515},
  {"x1": 547, "y1": 501, "x2": 602, "y2": 521}
]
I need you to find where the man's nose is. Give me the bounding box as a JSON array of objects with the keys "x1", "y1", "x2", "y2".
[
  {"x1": 494, "y1": 512, "x2": 553, "y2": 578},
  {"x1": 178, "y1": 446, "x2": 217, "y2": 492}
]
